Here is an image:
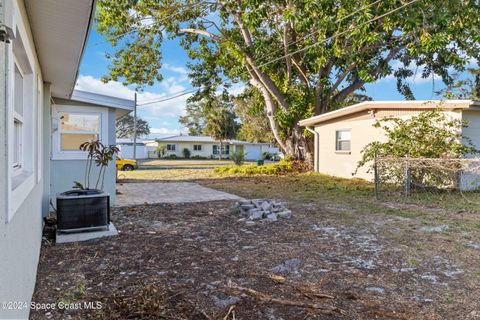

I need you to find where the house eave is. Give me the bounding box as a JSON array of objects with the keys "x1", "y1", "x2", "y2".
[
  {"x1": 299, "y1": 100, "x2": 480, "y2": 127},
  {"x1": 24, "y1": 0, "x2": 97, "y2": 99}
]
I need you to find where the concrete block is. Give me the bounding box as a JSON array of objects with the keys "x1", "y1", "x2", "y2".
[{"x1": 56, "y1": 223, "x2": 118, "y2": 244}]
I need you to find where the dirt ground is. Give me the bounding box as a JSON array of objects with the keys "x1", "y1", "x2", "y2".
[{"x1": 31, "y1": 176, "x2": 480, "y2": 319}]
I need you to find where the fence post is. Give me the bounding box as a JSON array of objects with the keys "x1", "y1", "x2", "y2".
[
  {"x1": 404, "y1": 158, "x2": 411, "y2": 197},
  {"x1": 374, "y1": 153, "x2": 379, "y2": 200}
]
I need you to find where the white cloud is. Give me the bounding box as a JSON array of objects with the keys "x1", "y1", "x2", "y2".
[
  {"x1": 376, "y1": 62, "x2": 438, "y2": 84},
  {"x1": 164, "y1": 63, "x2": 189, "y2": 75},
  {"x1": 150, "y1": 127, "x2": 186, "y2": 135},
  {"x1": 75, "y1": 75, "x2": 191, "y2": 118}
]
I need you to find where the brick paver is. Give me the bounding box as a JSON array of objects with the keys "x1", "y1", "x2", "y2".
[{"x1": 115, "y1": 182, "x2": 242, "y2": 207}]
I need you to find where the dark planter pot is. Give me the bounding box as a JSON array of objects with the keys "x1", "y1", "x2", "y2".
[{"x1": 56, "y1": 189, "x2": 110, "y2": 233}]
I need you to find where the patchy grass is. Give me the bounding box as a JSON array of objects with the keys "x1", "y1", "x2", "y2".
[
  {"x1": 138, "y1": 159, "x2": 238, "y2": 169},
  {"x1": 118, "y1": 168, "x2": 219, "y2": 182}
]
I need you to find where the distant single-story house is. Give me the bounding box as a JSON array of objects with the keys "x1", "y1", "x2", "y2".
[
  {"x1": 156, "y1": 135, "x2": 273, "y2": 161},
  {"x1": 0, "y1": 0, "x2": 134, "y2": 318},
  {"x1": 299, "y1": 100, "x2": 480, "y2": 180},
  {"x1": 117, "y1": 138, "x2": 148, "y2": 159}
]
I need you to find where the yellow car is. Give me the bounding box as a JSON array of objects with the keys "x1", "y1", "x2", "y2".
[{"x1": 116, "y1": 157, "x2": 138, "y2": 171}]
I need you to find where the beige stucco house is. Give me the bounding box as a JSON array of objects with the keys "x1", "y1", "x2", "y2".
[{"x1": 299, "y1": 100, "x2": 480, "y2": 181}]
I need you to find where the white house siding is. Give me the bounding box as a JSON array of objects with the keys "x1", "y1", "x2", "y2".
[
  {"x1": 50, "y1": 99, "x2": 118, "y2": 205},
  {"x1": 118, "y1": 144, "x2": 148, "y2": 159},
  {"x1": 0, "y1": 0, "x2": 47, "y2": 318},
  {"x1": 159, "y1": 141, "x2": 270, "y2": 160}
]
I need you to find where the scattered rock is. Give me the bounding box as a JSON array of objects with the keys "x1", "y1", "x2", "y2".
[
  {"x1": 235, "y1": 199, "x2": 291, "y2": 223},
  {"x1": 271, "y1": 258, "x2": 301, "y2": 274},
  {"x1": 466, "y1": 242, "x2": 480, "y2": 250},
  {"x1": 267, "y1": 213, "x2": 278, "y2": 222},
  {"x1": 419, "y1": 225, "x2": 449, "y2": 233},
  {"x1": 212, "y1": 294, "x2": 240, "y2": 309},
  {"x1": 366, "y1": 287, "x2": 385, "y2": 294}
]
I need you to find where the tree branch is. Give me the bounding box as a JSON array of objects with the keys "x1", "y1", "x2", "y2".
[{"x1": 178, "y1": 28, "x2": 222, "y2": 41}]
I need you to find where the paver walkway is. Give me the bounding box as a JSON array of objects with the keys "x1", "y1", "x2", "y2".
[{"x1": 115, "y1": 182, "x2": 242, "y2": 206}]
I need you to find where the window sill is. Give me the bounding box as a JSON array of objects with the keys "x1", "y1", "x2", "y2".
[
  {"x1": 335, "y1": 151, "x2": 351, "y2": 155},
  {"x1": 12, "y1": 170, "x2": 33, "y2": 190},
  {"x1": 10, "y1": 170, "x2": 35, "y2": 222}
]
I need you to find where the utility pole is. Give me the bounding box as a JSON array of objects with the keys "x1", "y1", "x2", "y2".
[{"x1": 133, "y1": 92, "x2": 137, "y2": 160}]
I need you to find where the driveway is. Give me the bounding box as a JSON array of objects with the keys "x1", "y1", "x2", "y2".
[{"x1": 115, "y1": 182, "x2": 242, "y2": 206}]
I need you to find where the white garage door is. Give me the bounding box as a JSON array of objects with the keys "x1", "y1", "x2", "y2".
[{"x1": 245, "y1": 145, "x2": 262, "y2": 160}]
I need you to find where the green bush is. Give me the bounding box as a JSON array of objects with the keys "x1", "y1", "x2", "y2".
[
  {"x1": 214, "y1": 157, "x2": 293, "y2": 176},
  {"x1": 182, "y1": 148, "x2": 191, "y2": 159},
  {"x1": 230, "y1": 150, "x2": 246, "y2": 165},
  {"x1": 167, "y1": 154, "x2": 177, "y2": 159}
]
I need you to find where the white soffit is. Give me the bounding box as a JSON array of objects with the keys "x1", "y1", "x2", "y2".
[{"x1": 24, "y1": 0, "x2": 96, "y2": 98}]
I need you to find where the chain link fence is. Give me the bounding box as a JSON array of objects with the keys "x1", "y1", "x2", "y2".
[{"x1": 374, "y1": 157, "x2": 480, "y2": 212}]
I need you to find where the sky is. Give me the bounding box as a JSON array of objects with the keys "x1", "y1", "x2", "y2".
[{"x1": 76, "y1": 23, "x2": 474, "y2": 140}]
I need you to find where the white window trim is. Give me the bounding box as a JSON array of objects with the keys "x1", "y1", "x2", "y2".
[
  {"x1": 7, "y1": 13, "x2": 37, "y2": 222},
  {"x1": 335, "y1": 129, "x2": 351, "y2": 152},
  {"x1": 52, "y1": 105, "x2": 109, "y2": 160},
  {"x1": 193, "y1": 144, "x2": 202, "y2": 151},
  {"x1": 12, "y1": 57, "x2": 25, "y2": 175},
  {"x1": 166, "y1": 144, "x2": 176, "y2": 151}
]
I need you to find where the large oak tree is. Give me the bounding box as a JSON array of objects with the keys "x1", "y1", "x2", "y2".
[{"x1": 97, "y1": 0, "x2": 480, "y2": 162}]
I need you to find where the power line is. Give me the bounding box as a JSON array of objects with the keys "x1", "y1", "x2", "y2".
[
  {"x1": 255, "y1": 0, "x2": 421, "y2": 70},
  {"x1": 137, "y1": 88, "x2": 199, "y2": 106},
  {"x1": 134, "y1": 0, "x2": 421, "y2": 106},
  {"x1": 257, "y1": 0, "x2": 385, "y2": 63}
]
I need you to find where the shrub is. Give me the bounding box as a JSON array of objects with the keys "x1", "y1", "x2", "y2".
[
  {"x1": 182, "y1": 148, "x2": 191, "y2": 159},
  {"x1": 156, "y1": 145, "x2": 166, "y2": 158},
  {"x1": 167, "y1": 154, "x2": 177, "y2": 159},
  {"x1": 214, "y1": 157, "x2": 293, "y2": 176},
  {"x1": 230, "y1": 150, "x2": 246, "y2": 165}
]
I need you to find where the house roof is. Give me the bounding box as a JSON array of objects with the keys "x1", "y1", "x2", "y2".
[
  {"x1": 299, "y1": 100, "x2": 480, "y2": 126},
  {"x1": 157, "y1": 135, "x2": 271, "y2": 145},
  {"x1": 24, "y1": 0, "x2": 96, "y2": 98},
  {"x1": 71, "y1": 90, "x2": 135, "y2": 119},
  {"x1": 116, "y1": 138, "x2": 146, "y2": 146}
]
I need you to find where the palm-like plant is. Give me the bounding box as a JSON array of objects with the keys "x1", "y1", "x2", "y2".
[
  {"x1": 76, "y1": 140, "x2": 119, "y2": 190},
  {"x1": 204, "y1": 107, "x2": 238, "y2": 160}
]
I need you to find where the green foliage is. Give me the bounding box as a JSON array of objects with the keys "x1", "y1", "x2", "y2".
[
  {"x1": 156, "y1": 144, "x2": 166, "y2": 158},
  {"x1": 439, "y1": 68, "x2": 480, "y2": 100},
  {"x1": 116, "y1": 115, "x2": 150, "y2": 138},
  {"x1": 178, "y1": 101, "x2": 207, "y2": 135},
  {"x1": 97, "y1": 0, "x2": 480, "y2": 159},
  {"x1": 215, "y1": 157, "x2": 293, "y2": 176},
  {"x1": 230, "y1": 150, "x2": 246, "y2": 165},
  {"x1": 234, "y1": 89, "x2": 275, "y2": 143},
  {"x1": 78, "y1": 140, "x2": 119, "y2": 190},
  {"x1": 204, "y1": 105, "x2": 239, "y2": 143},
  {"x1": 167, "y1": 154, "x2": 177, "y2": 159},
  {"x1": 182, "y1": 148, "x2": 191, "y2": 159},
  {"x1": 357, "y1": 108, "x2": 478, "y2": 172}
]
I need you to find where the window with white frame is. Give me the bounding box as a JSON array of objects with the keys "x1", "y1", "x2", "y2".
[
  {"x1": 52, "y1": 105, "x2": 108, "y2": 160},
  {"x1": 59, "y1": 112, "x2": 100, "y2": 151},
  {"x1": 335, "y1": 130, "x2": 351, "y2": 152},
  {"x1": 8, "y1": 23, "x2": 37, "y2": 220},
  {"x1": 167, "y1": 144, "x2": 176, "y2": 151},
  {"x1": 193, "y1": 144, "x2": 202, "y2": 151},
  {"x1": 213, "y1": 145, "x2": 229, "y2": 155},
  {"x1": 13, "y1": 63, "x2": 24, "y2": 170}
]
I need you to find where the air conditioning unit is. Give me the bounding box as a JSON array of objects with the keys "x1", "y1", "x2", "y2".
[{"x1": 56, "y1": 190, "x2": 110, "y2": 233}]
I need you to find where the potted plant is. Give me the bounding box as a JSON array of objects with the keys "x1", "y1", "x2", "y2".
[{"x1": 56, "y1": 140, "x2": 119, "y2": 233}]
